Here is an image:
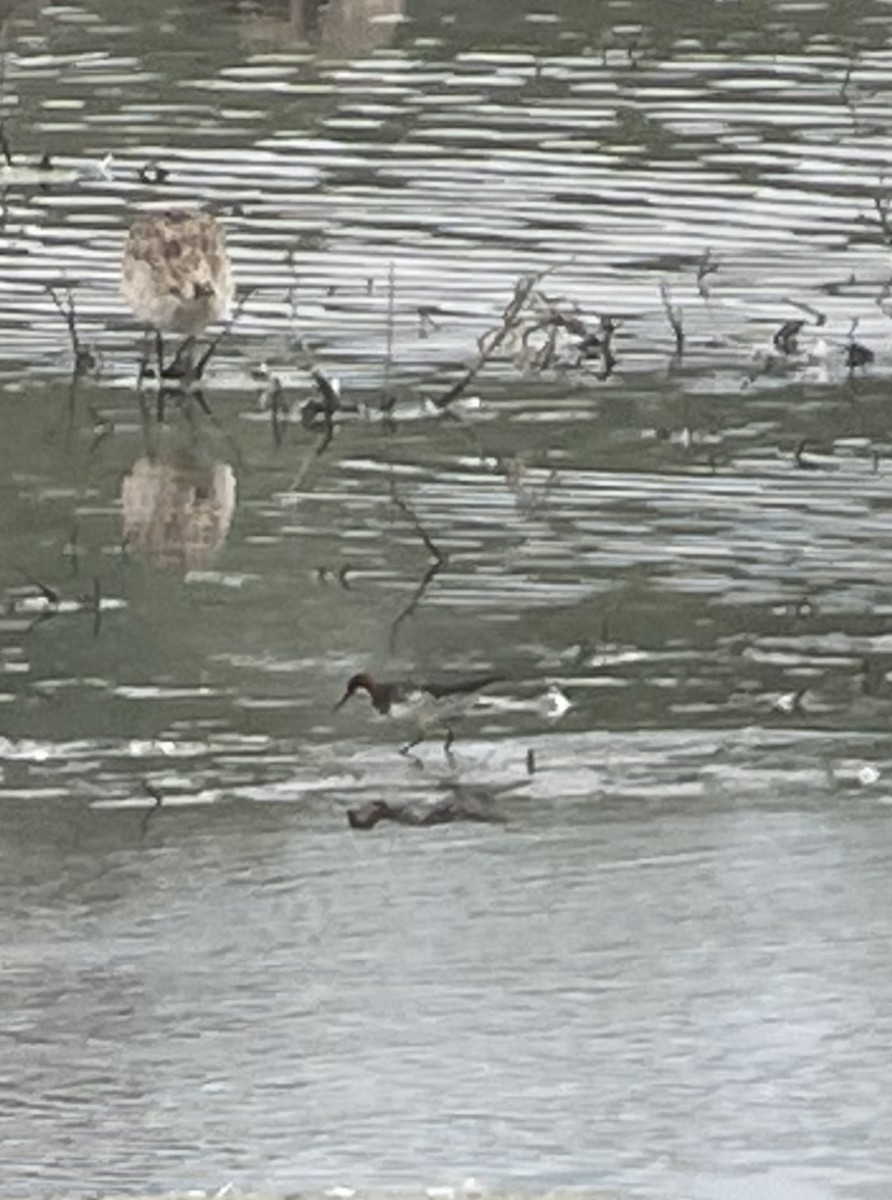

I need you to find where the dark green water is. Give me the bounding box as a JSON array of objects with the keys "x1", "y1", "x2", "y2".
[{"x1": 2, "y1": 2, "x2": 892, "y2": 1198}]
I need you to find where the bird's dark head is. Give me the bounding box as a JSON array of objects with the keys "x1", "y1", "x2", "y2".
[{"x1": 335, "y1": 672, "x2": 375, "y2": 710}]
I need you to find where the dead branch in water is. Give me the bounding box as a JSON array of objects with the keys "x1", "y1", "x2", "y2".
[
  {"x1": 696, "y1": 249, "x2": 718, "y2": 300},
  {"x1": 659, "y1": 280, "x2": 684, "y2": 357},
  {"x1": 14, "y1": 571, "x2": 60, "y2": 631},
  {"x1": 845, "y1": 317, "x2": 874, "y2": 370},
  {"x1": 783, "y1": 297, "x2": 826, "y2": 327},
  {"x1": 388, "y1": 482, "x2": 448, "y2": 653},
  {"x1": 301, "y1": 367, "x2": 341, "y2": 454},
  {"x1": 140, "y1": 779, "x2": 164, "y2": 838},
  {"x1": 280, "y1": 337, "x2": 351, "y2": 488},
  {"x1": 433, "y1": 267, "x2": 559, "y2": 410},
  {"x1": 388, "y1": 557, "x2": 445, "y2": 655},
  {"x1": 92, "y1": 576, "x2": 102, "y2": 638},
  {"x1": 47, "y1": 284, "x2": 96, "y2": 378},
  {"x1": 520, "y1": 289, "x2": 616, "y2": 375},
  {"x1": 389, "y1": 481, "x2": 446, "y2": 566},
  {"x1": 773, "y1": 319, "x2": 805, "y2": 356},
  {"x1": 840, "y1": 56, "x2": 856, "y2": 102},
  {"x1": 255, "y1": 369, "x2": 290, "y2": 447},
  {"x1": 873, "y1": 194, "x2": 892, "y2": 246},
  {"x1": 380, "y1": 261, "x2": 397, "y2": 413},
  {"x1": 10, "y1": 571, "x2": 110, "y2": 637}
]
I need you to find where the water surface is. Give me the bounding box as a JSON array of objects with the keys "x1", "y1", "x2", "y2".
[{"x1": 2, "y1": 1, "x2": 892, "y2": 1198}]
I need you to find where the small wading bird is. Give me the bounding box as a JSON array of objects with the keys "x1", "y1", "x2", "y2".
[
  {"x1": 121, "y1": 208, "x2": 233, "y2": 382},
  {"x1": 335, "y1": 670, "x2": 503, "y2": 757}
]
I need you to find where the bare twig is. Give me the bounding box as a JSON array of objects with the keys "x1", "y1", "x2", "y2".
[
  {"x1": 309, "y1": 365, "x2": 340, "y2": 413},
  {"x1": 840, "y1": 58, "x2": 855, "y2": 101},
  {"x1": 92, "y1": 576, "x2": 102, "y2": 638},
  {"x1": 9, "y1": 585, "x2": 58, "y2": 632},
  {"x1": 388, "y1": 558, "x2": 445, "y2": 655},
  {"x1": 659, "y1": 280, "x2": 684, "y2": 356},
  {"x1": 17, "y1": 571, "x2": 59, "y2": 612},
  {"x1": 384, "y1": 262, "x2": 395, "y2": 391},
  {"x1": 388, "y1": 483, "x2": 448, "y2": 653},
  {"x1": 287, "y1": 365, "x2": 343, "y2": 488},
  {"x1": 257, "y1": 372, "x2": 290, "y2": 447},
  {"x1": 433, "y1": 267, "x2": 559, "y2": 409},
  {"x1": 518, "y1": 289, "x2": 616, "y2": 375},
  {"x1": 87, "y1": 409, "x2": 114, "y2": 455},
  {"x1": 47, "y1": 285, "x2": 96, "y2": 377},
  {"x1": 139, "y1": 780, "x2": 164, "y2": 838},
  {"x1": 418, "y1": 305, "x2": 441, "y2": 336},
  {"x1": 301, "y1": 367, "x2": 340, "y2": 454},
  {"x1": 873, "y1": 194, "x2": 892, "y2": 246},
  {"x1": 773, "y1": 319, "x2": 805, "y2": 355},
  {"x1": 593, "y1": 315, "x2": 618, "y2": 377},
  {"x1": 389, "y1": 482, "x2": 446, "y2": 566},
  {"x1": 845, "y1": 318, "x2": 874, "y2": 370},
  {"x1": 783, "y1": 297, "x2": 826, "y2": 327},
  {"x1": 696, "y1": 249, "x2": 718, "y2": 300}
]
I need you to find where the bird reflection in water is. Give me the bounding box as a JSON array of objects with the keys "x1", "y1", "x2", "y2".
[
  {"x1": 121, "y1": 434, "x2": 236, "y2": 571},
  {"x1": 234, "y1": 0, "x2": 404, "y2": 56}
]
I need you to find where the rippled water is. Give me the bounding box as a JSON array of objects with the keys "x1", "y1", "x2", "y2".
[{"x1": 3, "y1": 1, "x2": 892, "y2": 1198}]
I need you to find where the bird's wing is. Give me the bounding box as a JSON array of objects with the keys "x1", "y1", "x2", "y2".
[{"x1": 425, "y1": 673, "x2": 502, "y2": 699}]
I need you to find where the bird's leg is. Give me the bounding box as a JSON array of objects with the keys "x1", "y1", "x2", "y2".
[
  {"x1": 147, "y1": 330, "x2": 168, "y2": 419},
  {"x1": 443, "y1": 726, "x2": 457, "y2": 768},
  {"x1": 194, "y1": 335, "x2": 219, "y2": 380},
  {"x1": 154, "y1": 330, "x2": 165, "y2": 379},
  {"x1": 137, "y1": 329, "x2": 153, "y2": 388},
  {"x1": 400, "y1": 733, "x2": 423, "y2": 756},
  {"x1": 400, "y1": 733, "x2": 428, "y2": 770},
  {"x1": 190, "y1": 388, "x2": 213, "y2": 416},
  {"x1": 169, "y1": 336, "x2": 196, "y2": 381}
]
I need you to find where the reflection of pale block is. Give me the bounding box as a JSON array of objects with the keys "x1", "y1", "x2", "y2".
[
  {"x1": 238, "y1": 0, "x2": 405, "y2": 55},
  {"x1": 122, "y1": 457, "x2": 236, "y2": 570}
]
